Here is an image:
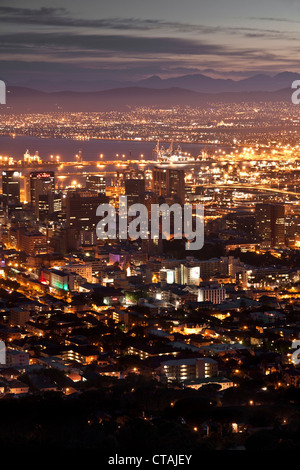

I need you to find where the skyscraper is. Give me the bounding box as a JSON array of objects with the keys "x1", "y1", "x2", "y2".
[
  {"x1": 2, "y1": 170, "x2": 21, "y2": 207},
  {"x1": 36, "y1": 192, "x2": 62, "y2": 222},
  {"x1": 29, "y1": 171, "x2": 55, "y2": 207},
  {"x1": 152, "y1": 167, "x2": 185, "y2": 205},
  {"x1": 66, "y1": 189, "x2": 108, "y2": 232},
  {"x1": 86, "y1": 174, "x2": 106, "y2": 195},
  {"x1": 255, "y1": 203, "x2": 285, "y2": 248},
  {"x1": 125, "y1": 178, "x2": 146, "y2": 205}
]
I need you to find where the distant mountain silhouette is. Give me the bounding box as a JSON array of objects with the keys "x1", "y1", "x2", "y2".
[
  {"x1": 7, "y1": 71, "x2": 300, "y2": 94},
  {"x1": 1, "y1": 85, "x2": 292, "y2": 113},
  {"x1": 137, "y1": 72, "x2": 300, "y2": 93}
]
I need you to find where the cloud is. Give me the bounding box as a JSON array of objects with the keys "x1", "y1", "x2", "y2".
[
  {"x1": 0, "y1": 6, "x2": 212, "y2": 31},
  {"x1": 0, "y1": 31, "x2": 229, "y2": 56},
  {"x1": 0, "y1": 27, "x2": 293, "y2": 85},
  {"x1": 0, "y1": 6, "x2": 297, "y2": 40},
  {"x1": 248, "y1": 16, "x2": 300, "y2": 23},
  {"x1": 0, "y1": 5, "x2": 299, "y2": 85}
]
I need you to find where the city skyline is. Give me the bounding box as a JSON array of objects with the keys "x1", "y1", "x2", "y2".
[{"x1": 2, "y1": 0, "x2": 300, "y2": 455}]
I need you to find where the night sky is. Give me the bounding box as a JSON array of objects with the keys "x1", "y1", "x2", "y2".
[{"x1": 1, "y1": 0, "x2": 300, "y2": 87}]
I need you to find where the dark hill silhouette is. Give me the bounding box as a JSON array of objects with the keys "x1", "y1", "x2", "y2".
[
  {"x1": 0, "y1": 85, "x2": 292, "y2": 113},
  {"x1": 8, "y1": 71, "x2": 300, "y2": 94}
]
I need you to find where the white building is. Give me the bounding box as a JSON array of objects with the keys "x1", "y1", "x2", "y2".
[
  {"x1": 54, "y1": 263, "x2": 93, "y2": 283},
  {"x1": 161, "y1": 357, "x2": 218, "y2": 382},
  {"x1": 198, "y1": 283, "x2": 226, "y2": 304}
]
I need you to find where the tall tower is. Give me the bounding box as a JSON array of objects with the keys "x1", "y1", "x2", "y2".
[
  {"x1": 152, "y1": 167, "x2": 185, "y2": 205},
  {"x1": 255, "y1": 203, "x2": 285, "y2": 248},
  {"x1": 2, "y1": 170, "x2": 21, "y2": 207},
  {"x1": 29, "y1": 171, "x2": 55, "y2": 207},
  {"x1": 86, "y1": 174, "x2": 106, "y2": 195},
  {"x1": 125, "y1": 178, "x2": 146, "y2": 205}
]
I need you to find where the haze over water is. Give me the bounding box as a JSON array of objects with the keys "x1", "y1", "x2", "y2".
[{"x1": 0, "y1": 136, "x2": 206, "y2": 163}]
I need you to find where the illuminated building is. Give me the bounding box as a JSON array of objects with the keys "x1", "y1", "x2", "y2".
[
  {"x1": 29, "y1": 171, "x2": 55, "y2": 207},
  {"x1": 160, "y1": 268, "x2": 175, "y2": 284},
  {"x1": 177, "y1": 264, "x2": 201, "y2": 286},
  {"x1": 152, "y1": 167, "x2": 185, "y2": 205},
  {"x1": 79, "y1": 230, "x2": 97, "y2": 246},
  {"x1": 2, "y1": 170, "x2": 20, "y2": 207},
  {"x1": 9, "y1": 308, "x2": 30, "y2": 328},
  {"x1": 255, "y1": 203, "x2": 285, "y2": 248},
  {"x1": 61, "y1": 346, "x2": 99, "y2": 365},
  {"x1": 198, "y1": 282, "x2": 226, "y2": 304},
  {"x1": 45, "y1": 268, "x2": 74, "y2": 292},
  {"x1": 125, "y1": 178, "x2": 146, "y2": 205},
  {"x1": 116, "y1": 169, "x2": 145, "y2": 187},
  {"x1": 17, "y1": 230, "x2": 47, "y2": 254},
  {"x1": 161, "y1": 357, "x2": 218, "y2": 382},
  {"x1": 36, "y1": 192, "x2": 62, "y2": 221},
  {"x1": 53, "y1": 263, "x2": 93, "y2": 283},
  {"x1": 154, "y1": 141, "x2": 193, "y2": 164},
  {"x1": 185, "y1": 376, "x2": 234, "y2": 391},
  {"x1": 24, "y1": 149, "x2": 41, "y2": 164},
  {"x1": 6, "y1": 349, "x2": 30, "y2": 367},
  {"x1": 66, "y1": 189, "x2": 108, "y2": 232},
  {"x1": 86, "y1": 174, "x2": 106, "y2": 195}
]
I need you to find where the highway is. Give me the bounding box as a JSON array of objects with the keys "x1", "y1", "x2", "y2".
[{"x1": 204, "y1": 183, "x2": 300, "y2": 197}]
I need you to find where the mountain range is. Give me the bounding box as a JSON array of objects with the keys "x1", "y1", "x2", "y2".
[
  {"x1": 1, "y1": 84, "x2": 293, "y2": 113},
  {"x1": 10, "y1": 71, "x2": 300, "y2": 94}
]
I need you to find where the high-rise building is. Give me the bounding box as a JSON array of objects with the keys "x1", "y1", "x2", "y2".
[
  {"x1": 125, "y1": 178, "x2": 146, "y2": 205},
  {"x1": 2, "y1": 170, "x2": 21, "y2": 207},
  {"x1": 152, "y1": 167, "x2": 185, "y2": 205},
  {"x1": 23, "y1": 175, "x2": 31, "y2": 204},
  {"x1": 116, "y1": 169, "x2": 145, "y2": 187},
  {"x1": 29, "y1": 171, "x2": 55, "y2": 207},
  {"x1": 36, "y1": 192, "x2": 62, "y2": 221},
  {"x1": 255, "y1": 203, "x2": 285, "y2": 248},
  {"x1": 17, "y1": 230, "x2": 47, "y2": 254},
  {"x1": 86, "y1": 174, "x2": 106, "y2": 195},
  {"x1": 177, "y1": 264, "x2": 201, "y2": 286},
  {"x1": 66, "y1": 189, "x2": 107, "y2": 232}
]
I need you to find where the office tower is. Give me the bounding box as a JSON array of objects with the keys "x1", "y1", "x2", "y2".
[
  {"x1": 255, "y1": 203, "x2": 285, "y2": 248},
  {"x1": 23, "y1": 175, "x2": 31, "y2": 204},
  {"x1": 152, "y1": 167, "x2": 185, "y2": 205},
  {"x1": 150, "y1": 168, "x2": 185, "y2": 248},
  {"x1": 272, "y1": 204, "x2": 285, "y2": 247},
  {"x1": 66, "y1": 189, "x2": 107, "y2": 232},
  {"x1": 125, "y1": 178, "x2": 146, "y2": 205},
  {"x1": 178, "y1": 264, "x2": 201, "y2": 286},
  {"x1": 86, "y1": 174, "x2": 106, "y2": 195},
  {"x1": 2, "y1": 170, "x2": 21, "y2": 207},
  {"x1": 17, "y1": 229, "x2": 47, "y2": 254},
  {"x1": 79, "y1": 230, "x2": 97, "y2": 246},
  {"x1": 29, "y1": 171, "x2": 55, "y2": 207},
  {"x1": 36, "y1": 192, "x2": 62, "y2": 222},
  {"x1": 117, "y1": 169, "x2": 144, "y2": 183}
]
